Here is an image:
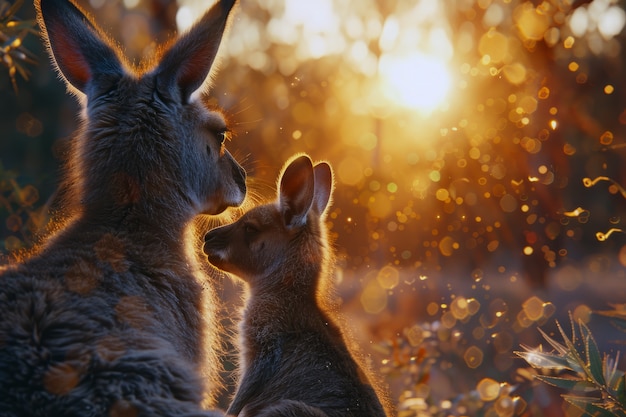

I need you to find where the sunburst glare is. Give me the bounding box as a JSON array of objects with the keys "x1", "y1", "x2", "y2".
[{"x1": 377, "y1": 52, "x2": 451, "y2": 113}]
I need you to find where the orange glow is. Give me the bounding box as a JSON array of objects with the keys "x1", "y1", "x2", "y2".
[{"x1": 377, "y1": 52, "x2": 451, "y2": 113}]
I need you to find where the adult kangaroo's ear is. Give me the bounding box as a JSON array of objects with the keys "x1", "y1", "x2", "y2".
[
  {"x1": 36, "y1": 0, "x2": 123, "y2": 95},
  {"x1": 312, "y1": 162, "x2": 333, "y2": 216},
  {"x1": 279, "y1": 155, "x2": 315, "y2": 229},
  {"x1": 155, "y1": 0, "x2": 237, "y2": 103}
]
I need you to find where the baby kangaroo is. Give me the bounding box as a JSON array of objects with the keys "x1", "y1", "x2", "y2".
[
  {"x1": 0, "y1": 0, "x2": 244, "y2": 416},
  {"x1": 204, "y1": 155, "x2": 389, "y2": 417}
]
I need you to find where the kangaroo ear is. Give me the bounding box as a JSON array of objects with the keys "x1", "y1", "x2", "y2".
[
  {"x1": 155, "y1": 0, "x2": 237, "y2": 103},
  {"x1": 279, "y1": 155, "x2": 315, "y2": 229},
  {"x1": 312, "y1": 162, "x2": 333, "y2": 216},
  {"x1": 36, "y1": 0, "x2": 123, "y2": 95}
]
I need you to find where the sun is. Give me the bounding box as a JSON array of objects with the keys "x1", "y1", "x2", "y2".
[{"x1": 377, "y1": 52, "x2": 452, "y2": 113}]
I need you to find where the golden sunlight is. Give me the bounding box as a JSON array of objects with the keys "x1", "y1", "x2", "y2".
[
  {"x1": 377, "y1": 52, "x2": 451, "y2": 113},
  {"x1": 372, "y1": 0, "x2": 453, "y2": 113}
]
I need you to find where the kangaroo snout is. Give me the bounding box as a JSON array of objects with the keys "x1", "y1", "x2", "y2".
[
  {"x1": 203, "y1": 226, "x2": 233, "y2": 269},
  {"x1": 232, "y1": 159, "x2": 247, "y2": 196}
]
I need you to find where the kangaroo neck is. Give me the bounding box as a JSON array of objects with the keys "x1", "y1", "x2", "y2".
[
  {"x1": 245, "y1": 270, "x2": 331, "y2": 328},
  {"x1": 47, "y1": 213, "x2": 196, "y2": 265}
]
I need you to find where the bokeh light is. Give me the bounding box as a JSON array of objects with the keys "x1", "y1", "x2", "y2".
[{"x1": 4, "y1": 0, "x2": 626, "y2": 415}]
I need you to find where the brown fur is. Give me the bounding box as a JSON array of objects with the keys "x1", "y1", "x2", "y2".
[
  {"x1": 204, "y1": 155, "x2": 390, "y2": 417},
  {"x1": 0, "y1": 1, "x2": 244, "y2": 415}
]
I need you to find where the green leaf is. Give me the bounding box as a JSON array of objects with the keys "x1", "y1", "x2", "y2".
[
  {"x1": 538, "y1": 327, "x2": 569, "y2": 356},
  {"x1": 563, "y1": 395, "x2": 618, "y2": 417},
  {"x1": 604, "y1": 354, "x2": 624, "y2": 396},
  {"x1": 536, "y1": 375, "x2": 598, "y2": 392},
  {"x1": 516, "y1": 349, "x2": 576, "y2": 371},
  {"x1": 580, "y1": 321, "x2": 606, "y2": 386},
  {"x1": 616, "y1": 376, "x2": 626, "y2": 407},
  {"x1": 556, "y1": 319, "x2": 587, "y2": 375}
]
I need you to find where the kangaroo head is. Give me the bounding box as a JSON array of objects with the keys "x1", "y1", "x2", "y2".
[
  {"x1": 204, "y1": 154, "x2": 333, "y2": 285},
  {"x1": 37, "y1": 0, "x2": 246, "y2": 223}
]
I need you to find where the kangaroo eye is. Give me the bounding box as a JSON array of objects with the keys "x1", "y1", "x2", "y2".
[{"x1": 243, "y1": 223, "x2": 258, "y2": 234}]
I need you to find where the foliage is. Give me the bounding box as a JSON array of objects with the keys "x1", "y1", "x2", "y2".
[
  {"x1": 2, "y1": 1, "x2": 626, "y2": 416},
  {"x1": 0, "y1": 0, "x2": 37, "y2": 93},
  {"x1": 378, "y1": 320, "x2": 529, "y2": 417},
  {"x1": 0, "y1": 161, "x2": 44, "y2": 256},
  {"x1": 516, "y1": 316, "x2": 626, "y2": 417}
]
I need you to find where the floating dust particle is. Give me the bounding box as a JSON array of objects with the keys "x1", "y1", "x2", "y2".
[
  {"x1": 464, "y1": 346, "x2": 484, "y2": 369},
  {"x1": 427, "y1": 302, "x2": 439, "y2": 316},
  {"x1": 467, "y1": 298, "x2": 481, "y2": 315},
  {"x1": 522, "y1": 296, "x2": 544, "y2": 321},
  {"x1": 495, "y1": 395, "x2": 516, "y2": 417},
  {"x1": 499, "y1": 194, "x2": 517, "y2": 213},
  {"x1": 542, "y1": 302, "x2": 556, "y2": 319},
  {"x1": 600, "y1": 130, "x2": 614, "y2": 145},
  {"x1": 450, "y1": 297, "x2": 469, "y2": 320},
  {"x1": 438, "y1": 236, "x2": 456, "y2": 256},
  {"x1": 435, "y1": 188, "x2": 450, "y2": 202},
  {"x1": 376, "y1": 265, "x2": 400, "y2": 289},
  {"x1": 478, "y1": 29, "x2": 508, "y2": 64},
  {"x1": 360, "y1": 280, "x2": 387, "y2": 314},
  {"x1": 502, "y1": 62, "x2": 526, "y2": 85},
  {"x1": 473, "y1": 326, "x2": 485, "y2": 339},
  {"x1": 515, "y1": 2, "x2": 550, "y2": 41},
  {"x1": 441, "y1": 311, "x2": 456, "y2": 329},
  {"x1": 405, "y1": 325, "x2": 425, "y2": 347},
  {"x1": 516, "y1": 310, "x2": 534, "y2": 328},
  {"x1": 537, "y1": 86, "x2": 550, "y2": 99},
  {"x1": 477, "y1": 377, "x2": 501, "y2": 401},
  {"x1": 4, "y1": 236, "x2": 23, "y2": 252}
]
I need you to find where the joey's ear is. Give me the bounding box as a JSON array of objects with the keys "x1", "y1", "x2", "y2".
[
  {"x1": 36, "y1": 0, "x2": 123, "y2": 95},
  {"x1": 155, "y1": 0, "x2": 237, "y2": 103},
  {"x1": 279, "y1": 155, "x2": 315, "y2": 228},
  {"x1": 312, "y1": 162, "x2": 333, "y2": 216}
]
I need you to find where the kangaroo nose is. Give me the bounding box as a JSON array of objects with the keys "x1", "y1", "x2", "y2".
[
  {"x1": 233, "y1": 163, "x2": 246, "y2": 194},
  {"x1": 202, "y1": 233, "x2": 214, "y2": 255}
]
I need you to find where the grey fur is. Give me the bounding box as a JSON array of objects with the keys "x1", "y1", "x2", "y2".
[
  {"x1": 204, "y1": 155, "x2": 390, "y2": 417},
  {"x1": 0, "y1": 0, "x2": 244, "y2": 415}
]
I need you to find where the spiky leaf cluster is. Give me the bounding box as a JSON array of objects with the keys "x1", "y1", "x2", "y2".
[{"x1": 516, "y1": 318, "x2": 626, "y2": 417}]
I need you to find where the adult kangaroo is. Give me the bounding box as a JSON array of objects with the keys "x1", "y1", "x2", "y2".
[{"x1": 0, "y1": 0, "x2": 245, "y2": 416}]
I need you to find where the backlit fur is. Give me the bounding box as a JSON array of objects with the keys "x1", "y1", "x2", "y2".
[
  {"x1": 0, "y1": 0, "x2": 244, "y2": 415},
  {"x1": 204, "y1": 154, "x2": 391, "y2": 417}
]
